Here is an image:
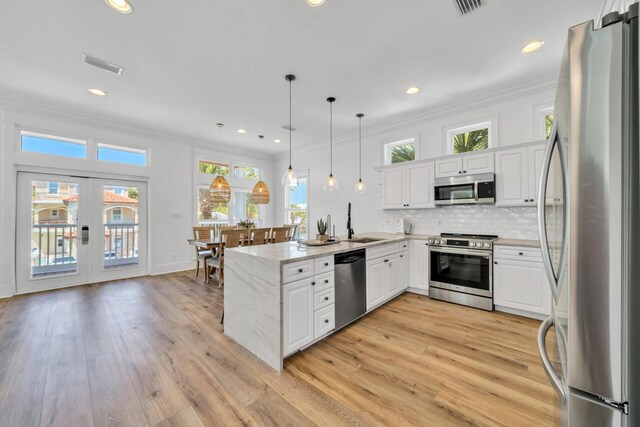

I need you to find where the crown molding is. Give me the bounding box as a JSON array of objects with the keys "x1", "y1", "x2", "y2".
[{"x1": 290, "y1": 77, "x2": 558, "y2": 157}]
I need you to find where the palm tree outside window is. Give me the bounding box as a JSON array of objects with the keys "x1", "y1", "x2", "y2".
[{"x1": 447, "y1": 121, "x2": 493, "y2": 154}]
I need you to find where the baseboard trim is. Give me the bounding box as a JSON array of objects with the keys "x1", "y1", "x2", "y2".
[
  {"x1": 151, "y1": 262, "x2": 194, "y2": 276},
  {"x1": 494, "y1": 305, "x2": 547, "y2": 320},
  {"x1": 406, "y1": 287, "x2": 429, "y2": 296}
]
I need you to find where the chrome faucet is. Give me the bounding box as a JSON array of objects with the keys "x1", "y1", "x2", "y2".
[{"x1": 326, "y1": 215, "x2": 332, "y2": 238}]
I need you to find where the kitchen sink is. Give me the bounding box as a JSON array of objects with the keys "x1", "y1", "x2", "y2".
[{"x1": 348, "y1": 237, "x2": 386, "y2": 244}]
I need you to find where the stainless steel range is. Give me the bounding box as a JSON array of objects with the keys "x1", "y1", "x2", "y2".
[{"x1": 427, "y1": 233, "x2": 497, "y2": 311}]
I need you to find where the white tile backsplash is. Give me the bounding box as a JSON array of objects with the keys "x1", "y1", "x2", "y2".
[{"x1": 378, "y1": 205, "x2": 539, "y2": 239}]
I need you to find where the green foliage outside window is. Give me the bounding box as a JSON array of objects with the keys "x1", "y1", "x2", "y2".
[
  {"x1": 199, "y1": 161, "x2": 229, "y2": 176},
  {"x1": 545, "y1": 114, "x2": 554, "y2": 139},
  {"x1": 391, "y1": 144, "x2": 415, "y2": 163},
  {"x1": 453, "y1": 128, "x2": 489, "y2": 154}
]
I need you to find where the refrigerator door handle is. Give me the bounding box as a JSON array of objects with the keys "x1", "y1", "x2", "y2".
[
  {"x1": 537, "y1": 316, "x2": 566, "y2": 405},
  {"x1": 537, "y1": 121, "x2": 562, "y2": 303}
]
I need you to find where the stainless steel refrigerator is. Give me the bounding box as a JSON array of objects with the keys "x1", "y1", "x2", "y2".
[{"x1": 537, "y1": 3, "x2": 639, "y2": 426}]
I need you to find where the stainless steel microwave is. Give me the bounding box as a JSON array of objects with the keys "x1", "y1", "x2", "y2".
[{"x1": 434, "y1": 173, "x2": 495, "y2": 206}]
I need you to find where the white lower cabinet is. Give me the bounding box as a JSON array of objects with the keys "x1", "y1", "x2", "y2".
[
  {"x1": 283, "y1": 262, "x2": 336, "y2": 356},
  {"x1": 366, "y1": 257, "x2": 387, "y2": 310},
  {"x1": 283, "y1": 278, "x2": 315, "y2": 356},
  {"x1": 493, "y1": 246, "x2": 551, "y2": 318},
  {"x1": 408, "y1": 240, "x2": 429, "y2": 291},
  {"x1": 398, "y1": 251, "x2": 408, "y2": 291},
  {"x1": 366, "y1": 243, "x2": 407, "y2": 311}
]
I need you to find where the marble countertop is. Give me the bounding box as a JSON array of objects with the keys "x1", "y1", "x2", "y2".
[
  {"x1": 227, "y1": 232, "x2": 421, "y2": 264},
  {"x1": 494, "y1": 238, "x2": 541, "y2": 248}
]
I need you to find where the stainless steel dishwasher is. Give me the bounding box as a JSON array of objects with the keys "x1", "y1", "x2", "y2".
[{"x1": 334, "y1": 249, "x2": 367, "y2": 331}]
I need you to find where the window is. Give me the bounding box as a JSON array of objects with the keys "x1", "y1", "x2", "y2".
[
  {"x1": 233, "y1": 191, "x2": 260, "y2": 226},
  {"x1": 234, "y1": 166, "x2": 260, "y2": 180},
  {"x1": 198, "y1": 160, "x2": 229, "y2": 176},
  {"x1": 542, "y1": 107, "x2": 555, "y2": 139},
  {"x1": 112, "y1": 208, "x2": 122, "y2": 222},
  {"x1": 48, "y1": 182, "x2": 59, "y2": 194},
  {"x1": 384, "y1": 138, "x2": 416, "y2": 165},
  {"x1": 284, "y1": 174, "x2": 308, "y2": 240},
  {"x1": 113, "y1": 187, "x2": 124, "y2": 195},
  {"x1": 197, "y1": 186, "x2": 229, "y2": 225},
  {"x1": 97, "y1": 144, "x2": 147, "y2": 166},
  {"x1": 51, "y1": 209, "x2": 59, "y2": 217},
  {"x1": 447, "y1": 121, "x2": 492, "y2": 154},
  {"x1": 21, "y1": 131, "x2": 86, "y2": 158}
]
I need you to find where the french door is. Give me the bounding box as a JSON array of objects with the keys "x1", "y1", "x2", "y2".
[{"x1": 16, "y1": 172, "x2": 147, "y2": 294}]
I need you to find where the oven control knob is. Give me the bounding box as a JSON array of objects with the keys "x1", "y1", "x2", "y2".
[
  {"x1": 434, "y1": 240, "x2": 440, "y2": 245},
  {"x1": 483, "y1": 243, "x2": 491, "y2": 248},
  {"x1": 470, "y1": 242, "x2": 476, "y2": 247},
  {"x1": 427, "y1": 240, "x2": 433, "y2": 244}
]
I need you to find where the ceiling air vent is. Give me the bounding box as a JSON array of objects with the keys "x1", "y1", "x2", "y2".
[
  {"x1": 83, "y1": 54, "x2": 124, "y2": 76},
  {"x1": 282, "y1": 125, "x2": 297, "y2": 131},
  {"x1": 455, "y1": 0, "x2": 482, "y2": 15}
]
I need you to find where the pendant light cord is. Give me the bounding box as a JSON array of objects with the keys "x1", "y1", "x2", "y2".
[
  {"x1": 358, "y1": 115, "x2": 362, "y2": 179},
  {"x1": 289, "y1": 78, "x2": 292, "y2": 168},
  {"x1": 330, "y1": 101, "x2": 333, "y2": 175}
]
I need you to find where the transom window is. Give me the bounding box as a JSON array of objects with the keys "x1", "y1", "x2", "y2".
[
  {"x1": 542, "y1": 107, "x2": 555, "y2": 139},
  {"x1": 384, "y1": 138, "x2": 416, "y2": 165},
  {"x1": 198, "y1": 160, "x2": 230, "y2": 176},
  {"x1": 21, "y1": 131, "x2": 87, "y2": 159},
  {"x1": 97, "y1": 143, "x2": 147, "y2": 166},
  {"x1": 447, "y1": 121, "x2": 492, "y2": 154},
  {"x1": 233, "y1": 165, "x2": 260, "y2": 180}
]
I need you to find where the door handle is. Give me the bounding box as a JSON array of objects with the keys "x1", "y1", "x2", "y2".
[
  {"x1": 537, "y1": 316, "x2": 566, "y2": 405},
  {"x1": 81, "y1": 226, "x2": 89, "y2": 245},
  {"x1": 537, "y1": 120, "x2": 563, "y2": 303}
]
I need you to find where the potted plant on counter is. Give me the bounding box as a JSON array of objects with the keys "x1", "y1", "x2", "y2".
[
  {"x1": 316, "y1": 218, "x2": 328, "y2": 243},
  {"x1": 237, "y1": 219, "x2": 255, "y2": 229}
]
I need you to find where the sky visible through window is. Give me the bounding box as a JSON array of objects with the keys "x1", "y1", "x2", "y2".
[
  {"x1": 289, "y1": 179, "x2": 307, "y2": 207},
  {"x1": 22, "y1": 134, "x2": 86, "y2": 158},
  {"x1": 98, "y1": 146, "x2": 146, "y2": 166}
]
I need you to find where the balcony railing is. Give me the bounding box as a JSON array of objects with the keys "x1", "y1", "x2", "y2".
[{"x1": 104, "y1": 223, "x2": 139, "y2": 269}]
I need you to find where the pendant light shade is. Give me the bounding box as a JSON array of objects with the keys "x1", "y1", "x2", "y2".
[
  {"x1": 324, "y1": 97, "x2": 339, "y2": 192},
  {"x1": 251, "y1": 180, "x2": 270, "y2": 204},
  {"x1": 354, "y1": 113, "x2": 366, "y2": 194},
  {"x1": 210, "y1": 175, "x2": 231, "y2": 203},
  {"x1": 282, "y1": 74, "x2": 299, "y2": 187}
]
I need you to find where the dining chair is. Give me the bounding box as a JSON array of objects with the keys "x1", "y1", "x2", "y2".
[
  {"x1": 192, "y1": 226, "x2": 214, "y2": 278},
  {"x1": 205, "y1": 229, "x2": 245, "y2": 287},
  {"x1": 271, "y1": 226, "x2": 290, "y2": 244},
  {"x1": 284, "y1": 224, "x2": 298, "y2": 241},
  {"x1": 250, "y1": 228, "x2": 271, "y2": 246}
]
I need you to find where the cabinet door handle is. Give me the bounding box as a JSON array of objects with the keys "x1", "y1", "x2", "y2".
[
  {"x1": 519, "y1": 252, "x2": 524, "y2": 256},
  {"x1": 400, "y1": 255, "x2": 404, "y2": 258},
  {"x1": 530, "y1": 199, "x2": 534, "y2": 202},
  {"x1": 494, "y1": 261, "x2": 498, "y2": 265},
  {"x1": 325, "y1": 319, "x2": 329, "y2": 324},
  {"x1": 311, "y1": 281, "x2": 316, "y2": 286},
  {"x1": 324, "y1": 296, "x2": 329, "y2": 301},
  {"x1": 324, "y1": 262, "x2": 329, "y2": 267},
  {"x1": 458, "y1": 171, "x2": 462, "y2": 174},
  {"x1": 463, "y1": 170, "x2": 467, "y2": 174},
  {"x1": 384, "y1": 259, "x2": 389, "y2": 263},
  {"x1": 325, "y1": 279, "x2": 329, "y2": 284},
  {"x1": 524, "y1": 199, "x2": 529, "y2": 202},
  {"x1": 298, "y1": 268, "x2": 303, "y2": 273}
]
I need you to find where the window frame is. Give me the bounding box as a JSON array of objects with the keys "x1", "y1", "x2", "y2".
[
  {"x1": 97, "y1": 143, "x2": 147, "y2": 166},
  {"x1": 532, "y1": 103, "x2": 554, "y2": 141},
  {"x1": 198, "y1": 160, "x2": 231, "y2": 177},
  {"x1": 20, "y1": 130, "x2": 88, "y2": 159},
  {"x1": 444, "y1": 118, "x2": 496, "y2": 155},
  {"x1": 233, "y1": 164, "x2": 261, "y2": 181},
  {"x1": 382, "y1": 135, "x2": 419, "y2": 166}
]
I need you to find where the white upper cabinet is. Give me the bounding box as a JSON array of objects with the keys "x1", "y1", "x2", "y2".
[
  {"x1": 383, "y1": 168, "x2": 405, "y2": 209},
  {"x1": 435, "y1": 158, "x2": 462, "y2": 178},
  {"x1": 495, "y1": 143, "x2": 546, "y2": 206},
  {"x1": 435, "y1": 152, "x2": 494, "y2": 178},
  {"x1": 382, "y1": 163, "x2": 434, "y2": 209}
]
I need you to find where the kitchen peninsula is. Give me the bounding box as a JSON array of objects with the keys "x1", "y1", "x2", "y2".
[{"x1": 223, "y1": 233, "x2": 414, "y2": 372}]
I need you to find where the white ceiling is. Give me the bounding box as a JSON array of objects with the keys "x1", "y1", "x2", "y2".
[{"x1": 0, "y1": 0, "x2": 602, "y2": 155}]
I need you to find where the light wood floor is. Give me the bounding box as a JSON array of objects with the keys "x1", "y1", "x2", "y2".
[{"x1": 0, "y1": 271, "x2": 560, "y2": 427}]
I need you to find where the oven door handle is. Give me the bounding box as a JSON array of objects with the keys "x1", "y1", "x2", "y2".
[
  {"x1": 428, "y1": 246, "x2": 491, "y2": 257},
  {"x1": 473, "y1": 181, "x2": 479, "y2": 201}
]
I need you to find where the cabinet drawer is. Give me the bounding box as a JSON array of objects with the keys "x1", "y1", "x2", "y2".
[
  {"x1": 314, "y1": 288, "x2": 335, "y2": 310},
  {"x1": 313, "y1": 272, "x2": 334, "y2": 293},
  {"x1": 314, "y1": 256, "x2": 334, "y2": 274},
  {"x1": 283, "y1": 259, "x2": 314, "y2": 283},
  {"x1": 314, "y1": 304, "x2": 335, "y2": 339},
  {"x1": 366, "y1": 242, "x2": 400, "y2": 260},
  {"x1": 494, "y1": 246, "x2": 542, "y2": 262}
]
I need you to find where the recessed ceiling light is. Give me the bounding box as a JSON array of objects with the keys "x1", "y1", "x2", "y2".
[
  {"x1": 105, "y1": 0, "x2": 133, "y2": 13},
  {"x1": 406, "y1": 86, "x2": 421, "y2": 95},
  {"x1": 88, "y1": 88, "x2": 107, "y2": 96},
  {"x1": 306, "y1": 0, "x2": 325, "y2": 6},
  {"x1": 521, "y1": 40, "x2": 545, "y2": 53},
  {"x1": 274, "y1": 139, "x2": 282, "y2": 143},
  {"x1": 237, "y1": 129, "x2": 247, "y2": 134}
]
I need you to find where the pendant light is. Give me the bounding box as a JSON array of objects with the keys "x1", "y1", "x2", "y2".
[
  {"x1": 251, "y1": 180, "x2": 270, "y2": 204},
  {"x1": 324, "y1": 97, "x2": 339, "y2": 192},
  {"x1": 354, "y1": 113, "x2": 366, "y2": 194},
  {"x1": 282, "y1": 74, "x2": 298, "y2": 187},
  {"x1": 210, "y1": 123, "x2": 231, "y2": 203}
]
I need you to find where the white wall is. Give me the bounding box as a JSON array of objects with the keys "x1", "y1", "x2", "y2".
[
  {"x1": 274, "y1": 84, "x2": 555, "y2": 240},
  {"x1": 0, "y1": 102, "x2": 275, "y2": 298}
]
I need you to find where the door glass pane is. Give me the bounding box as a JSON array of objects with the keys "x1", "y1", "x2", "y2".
[
  {"x1": 31, "y1": 180, "x2": 79, "y2": 277},
  {"x1": 103, "y1": 185, "x2": 139, "y2": 269},
  {"x1": 544, "y1": 143, "x2": 566, "y2": 279},
  {"x1": 197, "y1": 187, "x2": 229, "y2": 226},
  {"x1": 286, "y1": 176, "x2": 308, "y2": 240},
  {"x1": 233, "y1": 191, "x2": 260, "y2": 227}
]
